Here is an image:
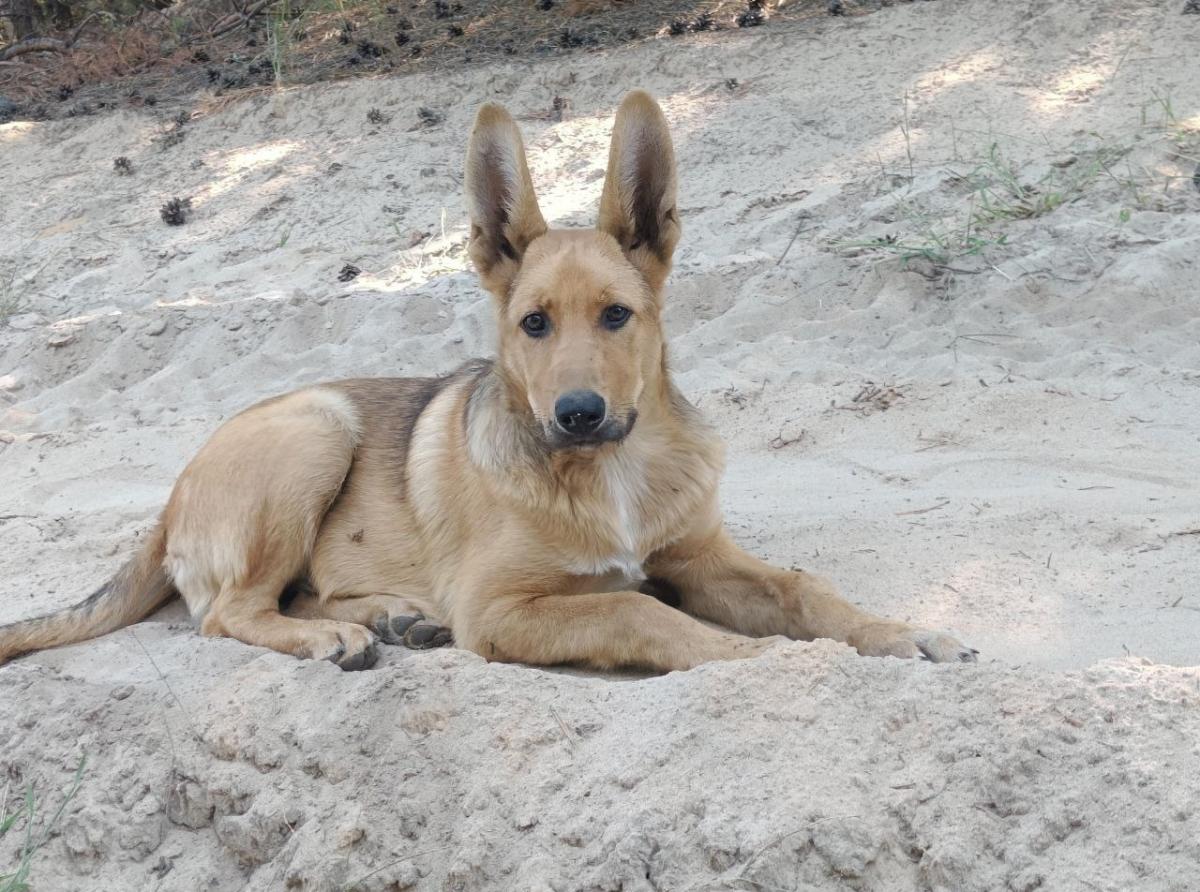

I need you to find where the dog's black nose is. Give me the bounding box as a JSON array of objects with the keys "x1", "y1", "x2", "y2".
[{"x1": 554, "y1": 390, "x2": 606, "y2": 436}]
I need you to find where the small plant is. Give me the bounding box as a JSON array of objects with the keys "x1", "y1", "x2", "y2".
[
  {"x1": 268, "y1": 0, "x2": 294, "y2": 84},
  {"x1": 839, "y1": 230, "x2": 1008, "y2": 268},
  {"x1": 1140, "y1": 87, "x2": 1177, "y2": 130},
  {"x1": 113, "y1": 156, "x2": 133, "y2": 175},
  {"x1": 0, "y1": 284, "x2": 20, "y2": 324},
  {"x1": 0, "y1": 756, "x2": 87, "y2": 892},
  {"x1": 337, "y1": 263, "x2": 361, "y2": 282},
  {"x1": 366, "y1": 107, "x2": 389, "y2": 125},
  {"x1": 967, "y1": 142, "x2": 1125, "y2": 226}
]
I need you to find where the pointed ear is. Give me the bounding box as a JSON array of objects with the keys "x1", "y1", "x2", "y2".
[
  {"x1": 464, "y1": 104, "x2": 548, "y2": 300},
  {"x1": 597, "y1": 90, "x2": 681, "y2": 295}
]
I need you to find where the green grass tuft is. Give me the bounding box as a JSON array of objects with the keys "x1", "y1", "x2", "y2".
[{"x1": 0, "y1": 756, "x2": 88, "y2": 892}]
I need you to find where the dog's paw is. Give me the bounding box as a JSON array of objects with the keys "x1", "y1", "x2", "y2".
[
  {"x1": 374, "y1": 613, "x2": 453, "y2": 650},
  {"x1": 403, "y1": 621, "x2": 453, "y2": 650},
  {"x1": 375, "y1": 612, "x2": 424, "y2": 645},
  {"x1": 912, "y1": 629, "x2": 978, "y2": 664},
  {"x1": 306, "y1": 623, "x2": 379, "y2": 671},
  {"x1": 849, "y1": 622, "x2": 977, "y2": 663}
]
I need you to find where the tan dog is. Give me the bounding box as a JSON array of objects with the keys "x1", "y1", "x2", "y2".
[{"x1": 0, "y1": 91, "x2": 976, "y2": 672}]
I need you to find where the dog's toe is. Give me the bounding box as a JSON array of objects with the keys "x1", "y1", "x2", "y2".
[
  {"x1": 311, "y1": 624, "x2": 379, "y2": 670},
  {"x1": 403, "y1": 621, "x2": 453, "y2": 650},
  {"x1": 376, "y1": 613, "x2": 424, "y2": 645},
  {"x1": 391, "y1": 613, "x2": 424, "y2": 636},
  {"x1": 322, "y1": 642, "x2": 347, "y2": 663},
  {"x1": 337, "y1": 640, "x2": 378, "y2": 671}
]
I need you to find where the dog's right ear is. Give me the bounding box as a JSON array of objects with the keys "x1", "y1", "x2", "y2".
[{"x1": 464, "y1": 104, "x2": 548, "y2": 300}]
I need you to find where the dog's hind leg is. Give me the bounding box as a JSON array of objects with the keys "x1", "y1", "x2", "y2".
[
  {"x1": 203, "y1": 580, "x2": 379, "y2": 670},
  {"x1": 285, "y1": 592, "x2": 452, "y2": 650},
  {"x1": 168, "y1": 387, "x2": 378, "y2": 669}
]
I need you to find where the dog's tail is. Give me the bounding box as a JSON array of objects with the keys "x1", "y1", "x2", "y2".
[{"x1": 0, "y1": 519, "x2": 174, "y2": 665}]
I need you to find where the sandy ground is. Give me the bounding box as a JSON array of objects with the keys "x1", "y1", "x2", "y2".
[{"x1": 2, "y1": 0, "x2": 1199, "y2": 889}]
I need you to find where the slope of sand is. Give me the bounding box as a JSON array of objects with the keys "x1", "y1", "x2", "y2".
[{"x1": 2, "y1": 1, "x2": 1199, "y2": 889}]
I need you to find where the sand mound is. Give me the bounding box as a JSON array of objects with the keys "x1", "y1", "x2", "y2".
[{"x1": 2, "y1": 0, "x2": 1199, "y2": 888}]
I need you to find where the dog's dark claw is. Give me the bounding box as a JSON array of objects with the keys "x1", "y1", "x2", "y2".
[
  {"x1": 338, "y1": 642, "x2": 378, "y2": 671},
  {"x1": 403, "y1": 621, "x2": 453, "y2": 650}
]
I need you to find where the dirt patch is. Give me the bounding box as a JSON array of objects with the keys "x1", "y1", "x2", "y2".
[{"x1": 0, "y1": 0, "x2": 881, "y2": 118}]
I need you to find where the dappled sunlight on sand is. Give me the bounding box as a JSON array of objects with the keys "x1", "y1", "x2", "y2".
[
  {"x1": 0, "y1": 120, "x2": 38, "y2": 143},
  {"x1": 914, "y1": 557, "x2": 1072, "y2": 634},
  {"x1": 910, "y1": 49, "x2": 1004, "y2": 100},
  {"x1": 192, "y1": 139, "x2": 306, "y2": 206}
]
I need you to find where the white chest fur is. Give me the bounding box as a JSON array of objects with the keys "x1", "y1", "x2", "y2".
[{"x1": 567, "y1": 448, "x2": 650, "y2": 586}]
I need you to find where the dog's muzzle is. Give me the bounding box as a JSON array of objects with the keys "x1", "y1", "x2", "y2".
[{"x1": 546, "y1": 390, "x2": 637, "y2": 449}]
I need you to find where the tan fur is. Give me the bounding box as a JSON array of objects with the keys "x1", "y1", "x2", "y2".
[{"x1": 0, "y1": 91, "x2": 975, "y2": 671}]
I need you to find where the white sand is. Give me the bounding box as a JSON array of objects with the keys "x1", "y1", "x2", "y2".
[{"x1": 2, "y1": 0, "x2": 1199, "y2": 888}]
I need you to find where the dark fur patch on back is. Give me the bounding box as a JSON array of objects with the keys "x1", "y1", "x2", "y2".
[{"x1": 329, "y1": 360, "x2": 493, "y2": 501}]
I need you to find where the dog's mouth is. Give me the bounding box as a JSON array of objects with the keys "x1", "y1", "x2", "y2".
[{"x1": 543, "y1": 410, "x2": 638, "y2": 451}]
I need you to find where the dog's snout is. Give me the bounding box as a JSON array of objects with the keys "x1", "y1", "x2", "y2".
[{"x1": 554, "y1": 390, "x2": 606, "y2": 436}]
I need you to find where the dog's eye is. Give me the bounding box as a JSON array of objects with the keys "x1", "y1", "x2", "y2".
[
  {"x1": 520, "y1": 312, "x2": 549, "y2": 337},
  {"x1": 601, "y1": 305, "x2": 632, "y2": 330}
]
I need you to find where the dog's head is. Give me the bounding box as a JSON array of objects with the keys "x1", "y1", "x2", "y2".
[{"x1": 464, "y1": 91, "x2": 680, "y2": 450}]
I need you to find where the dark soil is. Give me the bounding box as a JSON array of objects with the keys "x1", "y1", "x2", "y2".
[{"x1": 0, "y1": 0, "x2": 899, "y2": 121}]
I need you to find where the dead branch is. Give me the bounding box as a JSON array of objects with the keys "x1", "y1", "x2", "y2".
[
  {"x1": 0, "y1": 35, "x2": 64, "y2": 60},
  {"x1": 0, "y1": 10, "x2": 103, "y2": 61},
  {"x1": 208, "y1": 0, "x2": 275, "y2": 39}
]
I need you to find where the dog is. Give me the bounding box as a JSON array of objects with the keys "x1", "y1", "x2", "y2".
[{"x1": 0, "y1": 91, "x2": 976, "y2": 672}]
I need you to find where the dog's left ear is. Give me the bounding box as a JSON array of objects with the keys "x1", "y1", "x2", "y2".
[
  {"x1": 465, "y1": 103, "x2": 548, "y2": 300},
  {"x1": 597, "y1": 91, "x2": 681, "y2": 295}
]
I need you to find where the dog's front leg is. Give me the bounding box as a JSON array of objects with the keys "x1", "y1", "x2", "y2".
[
  {"x1": 645, "y1": 525, "x2": 977, "y2": 663},
  {"x1": 458, "y1": 584, "x2": 778, "y2": 672}
]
